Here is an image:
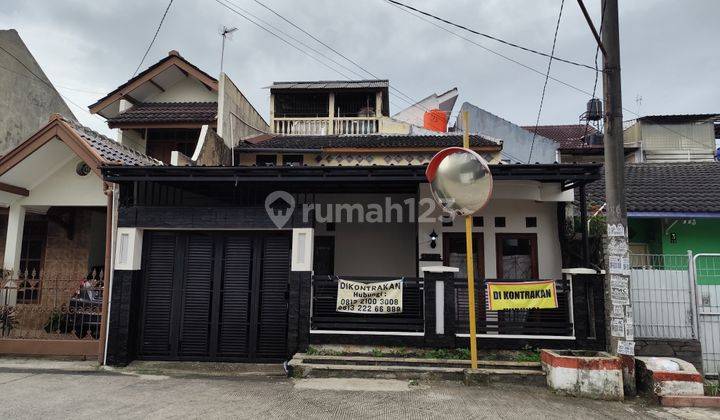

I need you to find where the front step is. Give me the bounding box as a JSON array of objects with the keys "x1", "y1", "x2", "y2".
[{"x1": 289, "y1": 353, "x2": 546, "y2": 385}]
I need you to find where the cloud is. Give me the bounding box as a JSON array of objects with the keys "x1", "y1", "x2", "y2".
[{"x1": 2, "y1": 0, "x2": 718, "y2": 137}]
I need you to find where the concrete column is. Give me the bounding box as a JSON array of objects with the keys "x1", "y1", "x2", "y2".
[
  {"x1": 375, "y1": 91, "x2": 382, "y2": 117},
  {"x1": 328, "y1": 93, "x2": 335, "y2": 134},
  {"x1": 3, "y1": 202, "x2": 26, "y2": 276}
]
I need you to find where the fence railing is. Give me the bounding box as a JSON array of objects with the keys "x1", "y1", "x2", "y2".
[
  {"x1": 310, "y1": 275, "x2": 424, "y2": 333},
  {"x1": 629, "y1": 253, "x2": 696, "y2": 339},
  {"x1": 0, "y1": 270, "x2": 103, "y2": 340},
  {"x1": 454, "y1": 278, "x2": 574, "y2": 337},
  {"x1": 272, "y1": 117, "x2": 380, "y2": 135}
]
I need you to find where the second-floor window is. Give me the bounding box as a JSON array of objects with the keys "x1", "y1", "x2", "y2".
[
  {"x1": 256, "y1": 155, "x2": 278, "y2": 167},
  {"x1": 145, "y1": 128, "x2": 200, "y2": 163}
]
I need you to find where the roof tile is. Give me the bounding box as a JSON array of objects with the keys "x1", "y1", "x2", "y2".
[
  {"x1": 236, "y1": 134, "x2": 500, "y2": 151},
  {"x1": 586, "y1": 162, "x2": 720, "y2": 213},
  {"x1": 63, "y1": 118, "x2": 162, "y2": 166},
  {"x1": 107, "y1": 102, "x2": 217, "y2": 125}
]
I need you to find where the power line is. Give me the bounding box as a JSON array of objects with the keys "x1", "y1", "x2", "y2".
[
  {"x1": 384, "y1": 0, "x2": 597, "y2": 71},
  {"x1": 222, "y1": 0, "x2": 366, "y2": 80},
  {"x1": 249, "y1": 0, "x2": 430, "y2": 113},
  {"x1": 132, "y1": 0, "x2": 174, "y2": 77},
  {"x1": 528, "y1": 0, "x2": 565, "y2": 164},
  {"x1": 0, "y1": 46, "x2": 102, "y2": 120},
  {"x1": 214, "y1": 0, "x2": 356, "y2": 80},
  {"x1": 216, "y1": 0, "x2": 428, "y2": 114},
  {"x1": 385, "y1": 0, "x2": 595, "y2": 98}
]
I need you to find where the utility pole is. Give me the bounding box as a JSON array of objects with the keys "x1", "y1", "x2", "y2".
[{"x1": 601, "y1": 0, "x2": 636, "y2": 396}]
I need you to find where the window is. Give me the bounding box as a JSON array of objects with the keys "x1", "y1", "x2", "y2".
[
  {"x1": 473, "y1": 217, "x2": 484, "y2": 227},
  {"x1": 494, "y1": 217, "x2": 506, "y2": 228},
  {"x1": 495, "y1": 233, "x2": 538, "y2": 279},
  {"x1": 283, "y1": 155, "x2": 304, "y2": 166},
  {"x1": 525, "y1": 217, "x2": 537, "y2": 228},
  {"x1": 145, "y1": 128, "x2": 201, "y2": 163},
  {"x1": 17, "y1": 221, "x2": 48, "y2": 304},
  {"x1": 443, "y1": 233, "x2": 484, "y2": 279},
  {"x1": 256, "y1": 155, "x2": 278, "y2": 167}
]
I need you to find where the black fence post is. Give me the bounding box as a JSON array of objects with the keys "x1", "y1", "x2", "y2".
[
  {"x1": 422, "y1": 268, "x2": 458, "y2": 348},
  {"x1": 287, "y1": 271, "x2": 312, "y2": 357}
]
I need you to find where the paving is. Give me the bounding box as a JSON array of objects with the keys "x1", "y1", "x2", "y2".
[{"x1": 0, "y1": 361, "x2": 719, "y2": 419}]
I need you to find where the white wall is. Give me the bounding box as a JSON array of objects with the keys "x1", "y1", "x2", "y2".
[
  {"x1": 313, "y1": 194, "x2": 416, "y2": 277},
  {"x1": 149, "y1": 77, "x2": 217, "y2": 103},
  {"x1": 417, "y1": 182, "x2": 565, "y2": 280},
  {"x1": 18, "y1": 157, "x2": 106, "y2": 207}
]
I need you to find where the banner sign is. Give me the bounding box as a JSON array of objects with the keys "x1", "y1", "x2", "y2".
[
  {"x1": 336, "y1": 279, "x2": 403, "y2": 314},
  {"x1": 486, "y1": 280, "x2": 558, "y2": 311}
]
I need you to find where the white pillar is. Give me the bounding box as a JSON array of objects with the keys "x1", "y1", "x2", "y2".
[
  {"x1": 3, "y1": 202, "x2": 26, "y2": 276},
  {"x1": 1, "y1": 203, "x2": 24, "y2": 305}
]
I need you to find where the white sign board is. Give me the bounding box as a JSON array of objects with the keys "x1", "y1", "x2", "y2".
[
  {"x1": 618, "y1": 340, "x2": 635, "y2": 356},
  {"x1": 336, "y1": 279, "x2": 403, "y2": 314}
]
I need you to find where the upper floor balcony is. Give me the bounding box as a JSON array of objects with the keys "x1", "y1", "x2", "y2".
[{"x1": 269, "y1": 80, "x2": 390, "y2": 136}]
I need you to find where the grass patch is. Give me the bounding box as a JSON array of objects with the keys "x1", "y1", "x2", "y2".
[
  {"x1": 705, "y1": 379, "x2": 719, "y2": 397},
  {"x1": 304, "y1": 345, "x2": 541, "y2": 362}
]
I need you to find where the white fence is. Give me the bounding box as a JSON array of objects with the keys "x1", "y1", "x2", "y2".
[
  {"x1": 630, "y1": 253, "x2": 720, "y2": 377},
  {"x1": 694, "y1": 253, "x2": 720, "y2": 377}
]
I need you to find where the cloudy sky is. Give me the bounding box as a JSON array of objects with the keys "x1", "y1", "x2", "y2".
[{"x1": 2, "y1": 0, "x2": 719, "y2": 137}]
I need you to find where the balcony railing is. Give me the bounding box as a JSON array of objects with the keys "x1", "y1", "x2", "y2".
[{"x1": 273, "y1": 117, "x2": 379, "y2": 136}]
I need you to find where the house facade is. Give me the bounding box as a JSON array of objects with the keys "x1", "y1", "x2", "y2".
[
  {"x1": 587, "y1": 161, "x2": 720, "y2": 265},
  {"x1": 0, "y1": 57, "x2": 605, "y2": 365},
  {"x1": 623, "y1": 114, "x2": 719, "y2": 163},
  {"x1": 88, "y1": 50, "x2": 268, "y2": 164},
  {"x1": 0, "y1": 115, "x2": 158, "y2": 357},
  {"x1": 94, "y1": 77, "x2": 604, "y2": 365}
]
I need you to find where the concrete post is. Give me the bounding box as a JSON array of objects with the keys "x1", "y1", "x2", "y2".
[
  {"x1": 328, "y1": 93, "x2": 335, "y2": 135},
  {"x1": 422, "y1": 266, "x2": 459, "y2": 347},
  {"x1": 1, "y1": 202, "x2": 25, "y2": 306},
  {"x1": 3, "y1": 202, "x2": 26, "y2": 276}
]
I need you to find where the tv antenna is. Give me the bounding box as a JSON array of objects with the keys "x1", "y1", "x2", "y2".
[{"x1": 220, "y1": 26, "x2": 238, "y2": 74}]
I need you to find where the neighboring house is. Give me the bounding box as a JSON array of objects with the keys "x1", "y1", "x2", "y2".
[
  {"x1": 392, "y1": 87, "x2": 458, "y2": 128},
  {"x1": 624, "y1": 114, "x2": 719, "y2": 162},
  {"x1": 460, "y1": 103, "x2": 559, "y2": 164},
  {"x1": 97, "y1": 77, "x2": 604, "y2": 366},
  {"x1": 88, "y1": 50, "x2": 268, "y2": 163},
  {"x1": 523, "y1": 124, "x2": 640, "y2": 164},
  {"x1": 0, "y1": 29, "x2": 75, "y2": 154},
  {"x1": 0, "y1": 114, "x2": 158, "y2": 357},
  {"x1": 586, "y1": 161, "x2": 720, "y2": 266}
]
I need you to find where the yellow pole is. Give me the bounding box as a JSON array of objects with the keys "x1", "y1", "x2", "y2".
[{"x1": 462, "y1": 111, "x2": 478, "y2": 369}]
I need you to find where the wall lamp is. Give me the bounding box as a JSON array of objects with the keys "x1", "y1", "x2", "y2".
[{"x1": 429, "y1": 230, "x2": 438, "y2": 249}]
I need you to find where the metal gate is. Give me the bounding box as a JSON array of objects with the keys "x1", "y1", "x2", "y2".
[
  {"x1": 139, "y1": 231, "x2": 291, "y2": 362},
  {"x1": 693, "y1": 253, "x2": 720, "y2": 377},
  {"x1": 630, "y1": 253, "x2": 720, "y2": 376}
]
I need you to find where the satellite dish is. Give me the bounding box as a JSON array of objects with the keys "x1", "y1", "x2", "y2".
[{"x1": 425, "y1": 147, "x2": 493, "y2": 216}]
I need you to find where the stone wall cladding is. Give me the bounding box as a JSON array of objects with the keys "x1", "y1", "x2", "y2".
[{"x1": 634, "y1": 338, "x2": 703, "y2": 373}]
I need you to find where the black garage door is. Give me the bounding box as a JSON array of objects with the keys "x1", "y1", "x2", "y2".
[{"x1": 138, "y1": 231, "x2": 291, "y2": 362}]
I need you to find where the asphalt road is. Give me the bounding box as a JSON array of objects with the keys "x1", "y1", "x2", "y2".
[{"x1": 0, "y1": 370, "x2": 717, "y2": 419}]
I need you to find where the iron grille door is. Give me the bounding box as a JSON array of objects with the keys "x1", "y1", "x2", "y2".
[
  {"x1": 140, "y1": 232, "x2": 178, "y2": 356},
  {"x1": 255, "y1": 235, "x2": 291, "y2": 360}
]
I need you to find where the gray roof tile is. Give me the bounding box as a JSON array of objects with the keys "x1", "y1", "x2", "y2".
[{"x1": 586, "y1": 162, "x2": 720, "y2": 213}]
